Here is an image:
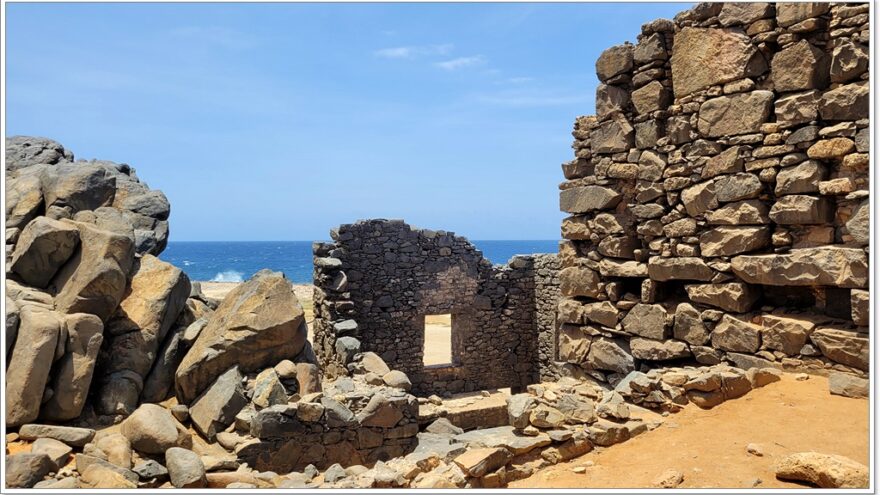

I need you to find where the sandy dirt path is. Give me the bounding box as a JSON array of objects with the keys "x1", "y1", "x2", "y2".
[{"x1": 510, "y1": 374, "x2": 869, "y2": 489}]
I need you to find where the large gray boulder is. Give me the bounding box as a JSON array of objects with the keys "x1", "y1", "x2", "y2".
[
  {"x1": 121, "y1": 404, "x2": 191, "y2": 454},
  {"x1": 40, "y1": 313, "x2": 104, "y2": 421},
  {"x1": 5, "y1": 136, "x2": 72, "y2": 172},
  {"x1": 189, "y1": 367, "x2": 248, "y2": 441},
  {"x1": 9, "y1": 217, "x2": 80, "y2": 288},
  {"x1": 175, "y1": 270, "x2": 307, "y2": 404},
  {"x1": 97, "y1": 254, "x2": 190, "y2": 416},
  {"x1": 5, "y1": 453, "x2": 54, "y2": 488},
  {"x1": 6, "y1": 307, "x2": 61, "y2": 426},
  {"x1": 165, "y1": 447, "x2": 207, "y2": 488}
]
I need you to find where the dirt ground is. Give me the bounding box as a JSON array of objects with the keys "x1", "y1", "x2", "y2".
[{"x1": 511, "y1": 374, "x2": 870, "y2": 489}]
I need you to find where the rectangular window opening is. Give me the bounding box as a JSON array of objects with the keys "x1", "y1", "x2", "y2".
[{"x1": 423, "y1": 314, "x2": 454, "y2": 367}]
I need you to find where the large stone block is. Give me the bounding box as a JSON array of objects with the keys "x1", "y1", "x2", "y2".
[
  {"x1": 590, "y1": 115, "x2": 634, "y2": 154},
  {"x1": 670, "y1": 27, "x2": 767, "y2": 98},
  {"x1": 40, "y1": 163, "x2": 117, "y2": 214},
  {"x1": 673, "y1": 303, "x2": 709, "y2": 346},
  {"x1": 770, "y1": 41, "x2": 829, "y2": 92},
  {"x1": 629, "y1": 337, "x2": 690, "y2": 361},
  {"x1": 595, "y1": 84, "x2": 631, "y2": 120},
  {"x1": 558, "y1": 325, "x2": 591, "y2": 363},
  {"x1": 761, "y1": 315, "x2": 815, "y2": 356},
  {"x1": 176, "y1": 270, "x2": 307, "y2": 404},
  {"x1": 769, "y1": 195, "x2": 833, "y2": 225},
  {"x1": 686, "y1": 283, "x2": 760, "y2": 313},
  {"x1": 190, "y1": 367, "x2": 248, "y2": 442},
  {"x1": 10, "y1": 217, "x2": 80, "y2": 288},
  {"x1": 585, "y1": 337, "x2": 633, "y2": 374},
  {"x1": 706, "y1": 200, "x2": 770, "y2": 225},
  {"x1": 647, "y1": 257, "x2": 713, "y2": 281},
  {"x1": 699, "y1": 226, "x2": 770, "y2": 257},
  {"x1": 731, "y1": 247, "x2": 868, "y2": 288},
  {"x1": 776, "y1": 3, "x2": 829, "y2": 28},
  {"x1": 680, "y1": 181, "x2": 718, "y2": 217},
  {"x1": 819, "y1": 82, "x2": 869, "y2": 121},
  {"x1": 851, "y1": 289, "x2": 869, "y2": 326},
  {"x1": 697, "y1": 91, "x2": 774, "y2": 137},
  {"x1": 621, "y1": 303, "x2": 668, "y2": 340},
  {"x1": 711, "y1": 315, "x2": 760, "y2": 353},
  {"x1": 811, "y1": 328, "x2": 868, "y2": 371},
  {"x1": 559, "y1": 266, "x2": 601, "y2": 298},
  {"x1": 846, "y1": 200, "x2": 869, "y2": 246},
  {"x1": 559, "y1": 186, "x2": 622, "y2": 214},
  {"x1": 715, "y1": 173, "x2": 762, "y2": 203},
  {"x1": 774, "y1": 90, "x2": 820, "y2": 127},
  {"x1": 631, "y1": 81, "x2": 671, "y2": 115},
  {"x1": 775, "y1": 161, "x2": 825, "y2": 196},
  {"x1": 596, "y1": 44, "x2": 633, "y2": 82},
  {"x1": 6, "y1": 172, "x2": 45, "y2": 231},
  {"x1": 830, "y1": 41, "x2": 868, "y2": 83}
]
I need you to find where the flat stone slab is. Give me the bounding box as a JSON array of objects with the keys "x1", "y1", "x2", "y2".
[{"x1": 454, "y1": 426, "x2": 552, "y2": 455}]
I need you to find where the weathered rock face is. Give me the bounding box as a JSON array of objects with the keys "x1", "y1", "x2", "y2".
[
  {"x1": 775, "y1": 452, "x2": 868, "y2": 488},
  {"x1": 731, "y1": 247, "x2": 868, "y2": 288},
  {"x1": 176, "y1": 270, "x2": 307, "y2": 403},
  {"x1": 697, "y1": 91, "x2": 774, "y2": 137},
  {"x1": 97, "y1": 254, "x2": 190, "y2": 415},
  {"x1": 670, "y1": 27, "x2": 767, "y2": 98},
  {"x1": 6, "y1": 308, "x2": 62, "y2": 426},
  {"x1": 9, "y1": 217, "x2": 80, "y2": 288},
  {"x1": 50, "y1": 221, "x2": 135, "y2": 321},
  {"x1": 40, "y1": 313, "x2": 104, "y2": 421}
]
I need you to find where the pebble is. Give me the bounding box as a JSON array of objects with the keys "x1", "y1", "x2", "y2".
[
  {"x1": 795, "y1": 373, "x2": 810, "y2": 381},
  {"x1": 747, "y1": 443, "x2": 764, "y2": 456},
  {"x1": 572, "y1": 467, "x2": 587, "y2": 474}
]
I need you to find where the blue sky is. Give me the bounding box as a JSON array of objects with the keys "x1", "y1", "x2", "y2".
[{"x1": 6, "y1": 2, "x2": 688, "y2": 241}]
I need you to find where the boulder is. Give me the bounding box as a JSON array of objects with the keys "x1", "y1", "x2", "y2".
[
  {"x1": 121, "y1": 403, "x2": 191, "y2": 454},
  {"x1": 718, "y1": 2, "x2": 771, "y2": 26},
  {"x1": 731, "y1": 247, "x2": 868, "y2": 288},
  {"x1": 630, "y1": 337, "x2": 690, "y2": 361},
  {"x1": 698, "y1": 91, "x2": 773, "y2": 137},
  {"x1": 426, "y1": 418, "x2": 464, "y2": 436},
  {"x1": 776, "y1": 3, "x2": 829, "y2": 27},
  {"x1": 189, "y1": 367, "x2": 248, "y2": 442},
  {"x1": 383, "y1": 370, "x2": 412, "y2": 391},
  {"x1": 165, "y1": 447, "x2": 208, "y2": 488},
  {"x1": 5, "y1": 172, "x2": 45, "y2": 232},
  {"x1": 98, "y1": 254, "x2": 190, "y2": 415},
  {"x1": 556, "y1": 393, "x2": 596, "y2": 424},
  {"x1": 810, "y1": 328, "x2": 868, "y2": 371},
  {"x1": 699, "y1": 226, "x2": 770, "y2": 257},
  {"x1": 79, "y1": 463, "x2": 138, "y2": 489},
  {"x1": 5, "y1": 453, "x2": 54, "y2": 488},
  {"x1": 356, "y1": 393, "x2": 405, "y2": 428},
  {"x1": 507, "y1": 394, "x2": 536, "y2": 429},
  {"x1": 761, "y1": 315, "x2": 815, "y2": 356},
  {"x1": 529, "y1": 405, "x2": 565, "y2": 428},
  {"x1": 621, "y1": 303, "x2": 668, "y2": 339},
  {"x1": 455, "y1": 426, "x2": 551, "y2": 456},
  {"x1": 558, "y1": 325, "x2": 591, "y2": 363},
  {"x1": 673, "y1": 303, "x2": 709, "y2": 346},
  {"x1": 175, "y1": 270, "x2": 307, "y2": 403},
  {"x1": 252, "y1": 368, "x2": 287, "y2": 408},
  {"x1": 706, "y1": 200, "x2": 770, "y2": 225},
  {"x1": 296, "y1": 362, "x2": 322, "y2": 395},
  {"x1": 40, "y1": 163, "x2": 117, "y2": 216},
  {"x1": 140, "y1": 323, "x2": 186, "y2": 403},
  {"x1": 850, "y1": 290, "x2": 868, "y2": 326},
  {"x1": 9, "y1": 217, "x2": 80, "y2": 288},
  {"x1": 559, "y1": 186, "x2": 622, "y2": 213},
  {"x1": 711, "y1": 315, "x2": 761, "y2": 353},
  {"x1": 51, "y1": 220, "x2": 135, "y2": 321},
  {"x1": 41, "y1": 313, "x2": 104, "y2": 421},
  {"x1": 31, "y1": 437, "x2": 73, "y2": 470},
  {"x1": 828, "y1": 372, "x2": 868, "y2": 399},
  {"x1": 670, "y1": 27, "x2": 767, "y2": 98},
  {"x1": 586, "y1": 337, "x2": 633, "y2": 374},
  {"x1": 95, "y1": 433, "x2": 133, "y2": 469},
  {"x1": 18, "y1": 424, "x2": 95, "y2": 447},
  {"x1": 583, "y1": 301, "x2": 619, "y2": 327},
  {"x1": 770, "y1": 40, "x2": 829, "y2": 92},
  {"x1": 5, "y1": 136, "x2": 72, "y2": 172},
  {"x1": 6, "y1": 307, "x2": 61, "y2": 426},
  {"x1": 452, "y1": 448, "x2": 512, "y2": 478},
  {"x1": 775, "y1": 452, "x2": 868, "y2": 488}
]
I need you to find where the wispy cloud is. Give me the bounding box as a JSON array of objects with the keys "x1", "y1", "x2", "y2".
[
  {"x1": 373, "y1": 44, "x2": 453, "y2": 59},
  {"x1": 434, "y1": 56, "x2": 486, "y2": 71}
]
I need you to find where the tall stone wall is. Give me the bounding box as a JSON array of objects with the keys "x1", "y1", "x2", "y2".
[
  {"x1": 557, "y1": 2, "x2": 869, "y2": 384},
  {"x1": 312, "y1": 220, "x2": 559, "y2": 396}
]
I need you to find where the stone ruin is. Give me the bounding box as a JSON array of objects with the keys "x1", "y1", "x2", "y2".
[
  {"x1": 312, "y1": 219, "x2": 560, "y2": 395},
  {"x1": 2, "y1": 1, "x2": 872, "y2": 490}
]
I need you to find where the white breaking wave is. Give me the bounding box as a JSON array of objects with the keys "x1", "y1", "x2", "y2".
[{"x1": 211, "y1": 270, "x2": 244, "y2": 282}]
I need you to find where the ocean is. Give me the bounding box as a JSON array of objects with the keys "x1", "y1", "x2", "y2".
[{"x1": 160, "y1": 240, "x2": 560, "y2": 284}]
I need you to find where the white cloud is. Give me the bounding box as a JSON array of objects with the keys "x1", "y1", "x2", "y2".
[
  {"x1": 373, "y1": 44, "x2": 453, "y2": 59},
  {"x1": 434, "y1": 56, "x2": 486, "y2": 71}
]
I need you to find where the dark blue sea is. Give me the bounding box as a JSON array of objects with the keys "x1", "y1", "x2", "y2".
[{"x1": 160, "y1": 240, "x2": 559, "y2": 283}]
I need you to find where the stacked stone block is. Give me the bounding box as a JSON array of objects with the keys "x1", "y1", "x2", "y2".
[
  {"x1": 557, "y1": 2, "x2": 869, "y2": 385},
  {"x1": 312, "y1": 219, "x2": 559, "y2": 396}
]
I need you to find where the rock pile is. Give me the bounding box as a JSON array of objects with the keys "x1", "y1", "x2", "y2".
[{"x1": 557, "y1": 2, "x2": 869, "y2": 392}]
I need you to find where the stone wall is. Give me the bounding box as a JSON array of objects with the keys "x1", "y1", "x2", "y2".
[
  {"x1": 556, "y1": 2, "x2": 869, "y2": 384},
  {"x1": 312, "y1": 220, "x2": 559, "y2": 395}
]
